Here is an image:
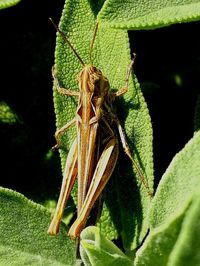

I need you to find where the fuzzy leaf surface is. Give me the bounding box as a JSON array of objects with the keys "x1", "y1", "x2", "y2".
[
  {"x1": 167, "y1": 196, "x2": 200, "y2": 266},
  {"x1": 0, "y1": 187, "x2": 77, "y2": 266},
  {"x1": 80, "y1": 226, "x2": 133, "y2": 266},
  {"x1": 135, "y1": 131, "x2": 200, "y2": 265},
  {"x1": 98, "y1": 0, "x2": 200, "y2": 29}
]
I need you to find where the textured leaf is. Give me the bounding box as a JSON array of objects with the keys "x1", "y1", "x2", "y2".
[
  {"x1": 80, "y1": 226, "x2": 133, "y2": 266},
  {"x1": 135, "y1": 197, "x2": 200, "y2": 266},
  {"x1": 98, "y1": 0, "x2": 200, "y2": 29},
  {"x1": 134, "y1": 131, "x2": 200, "y2": 265},
  {"x1": 0, "y1": 102, "x2": 20, "y2": 125},
  {"x1": 0, "y1": 0, "x2": 21, "y2": 9},
  {"x1": 134, "y1": 212, "x2": 186, "y2": 266},
  {"x1": 150, "y1": 130, "x2": 200, "y2": 228},
  {"x1": 168, "y1": 196, "x2": 200, "y2": 266},
  {"x1": 0, "y1": 187, "x2": 78, "y2": 266},
  {"x1": 53, "y1": 0, "x2": 153, "y2": 251}
]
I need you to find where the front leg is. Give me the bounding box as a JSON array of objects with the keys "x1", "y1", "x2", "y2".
[
  {"x1": 53, "y1": 118, "x2": 76, "y2": 150},
  {"x1": 51, "y1": 65, "x2": 78, "y2": 149},
  {"x1": 52, "y1": 66, "x2": 80, "y2": 97}
]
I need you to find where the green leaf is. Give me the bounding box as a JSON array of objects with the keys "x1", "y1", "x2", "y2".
[
  {"x1": 98, "y1": 0, "x2": 200, "y2": 29},
  {"x1": 134, "y1": 131, "x2": 200, "y2": 265},
  {"x1": 0, "y1": 187, "x2": 78, "y2": 266},
  {"x1": 150, "y1": 130, "x2": 200, "y2": 228},
  {"x1": 0, "y1": 102, "x2": 20, "y2": 125},
  {"x1": 53, "y1": 0, "x2": 153, "y2": 251},
  {"x1": 167, "y1": 196, "x2": 200, "y2": 266},
  {"x1": 134, "y1": 212, "x2": 186, "y2": 266},
  {"x1": 0, "y1": 0, "x2": 21, "y2": 10},
  {"x1": 80, "y1": 226, "x2": 133, "y2": 266}
]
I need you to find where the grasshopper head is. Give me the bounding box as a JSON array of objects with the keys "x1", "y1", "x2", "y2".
[{"x1": 78, "y1": 65, "x2": 109, "y2": 96}]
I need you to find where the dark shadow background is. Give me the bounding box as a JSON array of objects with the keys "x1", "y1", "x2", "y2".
[
  {"x1": 0, "y1": 0, "x2": 200, "y2": 203},
  {"x1": 131, "y1": 23, "x2": 200, "y2": 186},
  {"x1": 0, "y1": 0, "x2": 65, "y2": 202}
]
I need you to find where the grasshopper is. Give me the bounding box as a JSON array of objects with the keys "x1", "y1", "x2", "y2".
[{"x1": 48, "y1": 19, "x2": 152, "y2": 240}]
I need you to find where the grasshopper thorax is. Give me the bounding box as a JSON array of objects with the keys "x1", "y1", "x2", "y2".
[{"x1": 78, "y1": 65, "x2": 109, "y2": 96}]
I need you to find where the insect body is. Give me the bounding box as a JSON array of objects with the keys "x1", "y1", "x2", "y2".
[{"x1": 48, "y1": 19, "x2": 151, "y2": 240}]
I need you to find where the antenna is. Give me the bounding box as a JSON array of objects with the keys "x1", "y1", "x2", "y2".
[
  {"x1": 49, "y1": 18, "x2": 85, "y2": 66},
  {"x1": 90, "y1": 22, "x2": 99, "y2": 66}
]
